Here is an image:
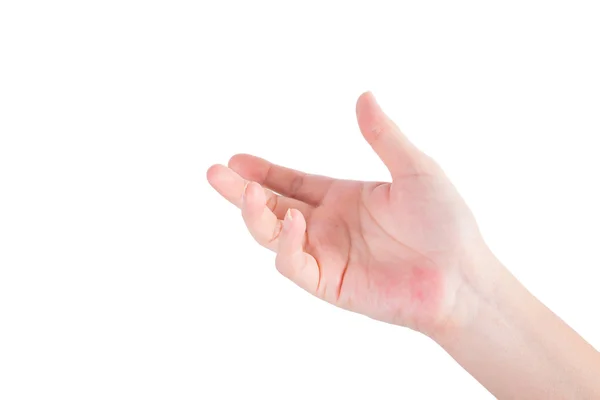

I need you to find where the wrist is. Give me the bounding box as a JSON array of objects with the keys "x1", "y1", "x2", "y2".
[
  {"x1": 428, "y1": 247, "x2": 600, "y2": 398},
  {"x1": 429, "y1": 247, "x2": 515, "y2": 344}
]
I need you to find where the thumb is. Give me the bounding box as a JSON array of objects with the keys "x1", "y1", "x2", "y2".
[{"x1": 356, "y1": 91, "x2": 427, "y2": 178}]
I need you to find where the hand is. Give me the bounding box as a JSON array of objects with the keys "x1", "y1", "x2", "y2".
[
  {"x1": 207, "y1": 92, "x2": 491, "y2": 336},
  {"x1": 209, "y1": 92, "x2": 600, "y2": 398}
]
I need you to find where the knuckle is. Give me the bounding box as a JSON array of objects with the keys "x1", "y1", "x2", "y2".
[
  {"x1": 274, "y1": 254, "x2": 288, "y2": 275},
  {"x1": 289, "y1": 174, "x2": 305, "y2": 196}
]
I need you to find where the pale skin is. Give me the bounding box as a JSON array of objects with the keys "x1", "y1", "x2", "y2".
[{"x1": 207, "y1": 92, "x2": 600, "y2": 399}]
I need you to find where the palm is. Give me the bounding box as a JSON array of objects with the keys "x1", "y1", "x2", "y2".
[
  {"x1": 302, "y1": 170, "x2": 476, "y2": 331},
  {"x1": 208, "y1": 93, "x2": 482, "y2": 333}
]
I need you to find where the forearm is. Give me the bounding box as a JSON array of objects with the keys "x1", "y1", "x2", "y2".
[{"x1": 434, "y1": 256, "x2": 600, "y2": 399}]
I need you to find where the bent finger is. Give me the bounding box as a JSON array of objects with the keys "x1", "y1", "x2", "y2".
[
  {"x1": 207, "y1": 164, "x2": 311, "y2": 218},
  {"x1": 241, "y1": 181, "x2": 283, "y2": 252},
  {"x1": 276, "y1": 209, "x2": 320, "y2": 295}
]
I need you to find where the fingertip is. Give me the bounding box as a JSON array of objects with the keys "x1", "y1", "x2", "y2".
[
  {"x1": 206, "y1": 164, "x2": 218, "y2": 182},
  {"x1": 275, "y1": 212, "x2": 319, "y2": 294},
  {"x1": 280, "y1": 208, "x2": 306, "y2": 249},
  {"x1": 284, "y1": 207, "x2": 293, "y2": 222},
  {"x1": 227, "y1": 153, "x2": 247, "y2": 169},
  {"x1": 243, "y1": 181, "x2": 265, "y2": 209},
  {"x1": 228, "y1": 153, "x2": 270, "y2": 182},
  {"x1": 206, "y1": 164, "x2": 226, "y2": 186},
  {"x1": 358, "y1": 90, "x2": 374, "y2": 102},
  {"x1": 356, "y1": 91, "x2": 378, "y2": 113},
  {"x1": 282, "y1": 208, "x2": 297, "y2": 234},
  {"x1": 246, "y1": 181, "x2": 263, "y2": 195},
  {"x1": 288, "y1": 208, "x2": 306, "y2": 228}
]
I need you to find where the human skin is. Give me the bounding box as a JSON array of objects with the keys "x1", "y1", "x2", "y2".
[{"x1": 206, "y1": 92, "x2": 600, "y2": 398}]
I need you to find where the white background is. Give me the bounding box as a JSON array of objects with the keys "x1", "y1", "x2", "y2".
[{"x1": 1, "y1": 1, "x2": 599, "y2": 399}]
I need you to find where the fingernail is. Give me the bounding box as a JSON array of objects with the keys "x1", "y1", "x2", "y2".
[
  {"x1": 241, "y1": 182, "x2": 249, "y2": 204},
  {"x1": 283, "y1": 209, "x2": 293, "y2": 231}
]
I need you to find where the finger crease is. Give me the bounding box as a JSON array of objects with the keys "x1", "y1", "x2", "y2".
[{"x1": 289, "y1": 174, "x2": 305, "y2": 197}]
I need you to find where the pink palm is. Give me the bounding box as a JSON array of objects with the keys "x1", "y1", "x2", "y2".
[{"x1": 207, "y1": 92, "x2": 484, "y2": 335}]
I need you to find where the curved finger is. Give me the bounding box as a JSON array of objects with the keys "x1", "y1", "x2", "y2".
[
  {"x1": 206, "y1": 164, "x2": 311, "y2": 218},
  {"x1": 228, "y1": 154, "x2": 333, "y2": 206},
  {"x1": 276, "y1": 208, "x2": 320, "y2": 295},
  {"x1": 241, "y1": 181, "x2": 283, "y2": 252}
]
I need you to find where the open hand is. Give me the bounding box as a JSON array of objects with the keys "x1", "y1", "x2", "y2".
[{"x1": 207, "y1": 92, "x2": 489, "y2": 335}]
